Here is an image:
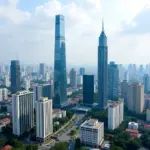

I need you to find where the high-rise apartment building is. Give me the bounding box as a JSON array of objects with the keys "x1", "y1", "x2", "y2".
[
  {"x1": 70, "y1": 68, "x2": 77, "y2": 88},
  {"x1": 98, "y1": 22, "x2": 108, "y2": 109},
  {"x1": 121, "y1": 80, "x2": 128, "y2": 104},
  {"x1": 4, "y1": 75, "x2": 10, "y2": 87},
  {"x1": 39, "y1": 63, "x2": 46, "y2": 77},
  {"x1": 54, "y1": 14, "x2": 67, "y2": 108},
  {"x1": 143, "y1": 74, "x2": 150, "y2": 93},
  {"x1": 80, "y1": 119, "x2": 104, "y2": 147},
  {"x1": 127, "y1": 83, "x2": 144, "y2": 114},
  {"x1": 108, "y1": 99, "x2": 124, "y2": 130},
  {"x1": 10, "y1": 60, "x2": 20, "y2": 94},
  {"x1": 36, "y1": 97, "x2": 53, "y2": 142},
  {"x1": 79, "y1": 68, "x2": 85, "y2": 76},
  {"x1": 108, "y1": 62, "x2": 119, "y2": 100},
  {"x1": 12, "y1": 90, "x2": 34, "y2": 136},
  {"x1": 83, "y1": 75, "x2": 94, "y2": 106}
]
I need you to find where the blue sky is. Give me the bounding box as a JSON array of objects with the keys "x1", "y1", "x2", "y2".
[{"x1": 0, "y1": 0, "x2": 150, "y2": 65}]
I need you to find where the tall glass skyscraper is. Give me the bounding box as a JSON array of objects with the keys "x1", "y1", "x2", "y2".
[
  {"x1": 10, "y1": 60, "x2": 20, "y2": 94},
  {"x1": 98, "y1": 22, "x2": 108, "y2": 109},
  {"x1": 54, "y1": 15, "x2": 67, "y2": 108}
]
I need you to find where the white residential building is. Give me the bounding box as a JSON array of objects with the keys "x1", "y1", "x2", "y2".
[
  {"x1": 4, "y1": 76, "x2": 10, "y2": 87},
  {"x1": 147, "y1": 109, "x2": 150, "y2": 122},
  {"x1": 12, "y1": 90, "x2": 34, "y2": 136},
  {"x1": 80, "y1": 119, "x2": 104, "y2": 147},
  {"x1": 36, "y1": 97, "x2": 53, "y2": 142},
  {"x1": 108, "y1": 99, "x2": 124, "y2": 130},
  {"x1": 128, "y1": 122, "x2": 138, "y2": 130}
]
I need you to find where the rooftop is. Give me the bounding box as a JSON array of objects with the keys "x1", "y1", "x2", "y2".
[
  {"x1": 0, "y1": 118, "x2": 10, "y2": 123},
  {"x1": 125, "y1": 129, "x2": 139, "y2": 133},
  {"x1": 1, "y1": 145, "x2": 12, "y2": 150},
  {"x1": 81, "y1": 119, "x2": 103, "y2": 129}
]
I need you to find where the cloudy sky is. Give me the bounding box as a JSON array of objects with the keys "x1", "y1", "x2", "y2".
[{"x1": 0, "y1": 0, "x2": 150, "y2": 66}]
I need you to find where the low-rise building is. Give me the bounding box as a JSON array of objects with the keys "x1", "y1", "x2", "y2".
[
  {"x1": 128, "y1": 122, "x2": 138, "y2": 130},
  {"x1": 80, "y1": 119, "x2": 104, "y2": 148},
  {"x1": 125, "y1": 129, "x2": 139, "y2": 138},
  {"x1": 52, "y1": 109, "x2": 66, "y2": 119},
  {"x1": 0, "y1": 118, "x2": 10, "y2": 132}
]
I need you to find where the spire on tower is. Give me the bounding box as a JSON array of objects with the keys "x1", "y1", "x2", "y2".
[{"x1": 102, "y1": 18, "x2": 104, "y2": 31}]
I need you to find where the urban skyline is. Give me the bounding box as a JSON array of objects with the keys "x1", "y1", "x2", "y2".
[{"x1": 0, "y1": 0, "x2": 150, "y2": 65}]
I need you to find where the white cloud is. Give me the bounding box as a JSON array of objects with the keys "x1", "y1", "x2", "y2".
[{"x1": 0, "y1": 0, "x2": 150, "y2": 66}]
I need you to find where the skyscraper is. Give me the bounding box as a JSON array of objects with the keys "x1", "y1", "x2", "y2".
[
  {"x1": 79, "y1": 68, "x2": 85, "y2": 76},
  {"x1": 33, "y1": 85, "x2": 43, "y2": 102},
  {"x1": 83, "y1": 75, "x2": 94, "y2": 106},
  {"x1": 70, "y1": 68, "x2": 77, "y2": 88},
  {"x1": 36, "y1": 97, "x2": 53, "y2": 142},
  {"x1": 108, "y1": 62, "x2": 119, "y2": 100},
  {"x1": 54, "y1": 15, "x2": 67, "y2": 108},
  {"x1": 121, "y1": 80, "x2": 128, "y2": 104},
  {"x1": 12, "y1": 90, "x2": 34, "y2": 136},
  {"x1": 143, "y1": 74, "x2": 150, "y2": 93},
  {"x1": 127, "y1": 82, "x2": 144, "y2": 114},
  {"x1": 98, "y1": 22, "x2": 108, "y2": 109},
  {"x1": 39, "y1": 63, "x2": 46, "y2": 77},
  {"x1": 42, "y1": 84, "x2": 54, "y2": 99},
  {"x1": 10, "y1": 60, "x2": 20, "y2": 94}
]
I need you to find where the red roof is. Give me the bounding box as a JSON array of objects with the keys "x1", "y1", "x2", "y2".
[
  {"x1": 1, "y1": 145, "x2": 12, "y2": 150},
  {"x1": 125, "y1": 129, "x2": 139, "y2": 133},
  {"x1": 0, "y1": 118, "x2": 10, "y2": 123},
  {"x1": 144, "y1": 124, "x2": 150, "y2": 128}
]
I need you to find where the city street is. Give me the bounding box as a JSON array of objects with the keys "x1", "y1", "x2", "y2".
[{"x1": 40, "y1": 113, "x2": 85, "y2": 150}]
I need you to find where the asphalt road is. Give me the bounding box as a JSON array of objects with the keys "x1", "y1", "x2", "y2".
[{"x1": 40, "y1": 113, "x2": 85, "y2": 150}]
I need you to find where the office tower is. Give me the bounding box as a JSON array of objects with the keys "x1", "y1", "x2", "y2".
[
  {"x1": 79, "y1": 68, "x2": 85, "y2": 76},
  {"x1": 127, "y1": 83, "x2": 144, "y2": 114},
  {"x1": 98, "y1": 22, "x2": 108, "y2": 109},
  {"x1": 10, "y1": 60, "x2": 20, "y2": 94},
  {"x1": 42, "y1": 84, "x2": 54, "y2": 99},
  {"x1": 108, "y1": 99, "x2": 124, "y2": 130},
  {"x1": 139, "y1": 65, "x2": 144, "y2": 74},
  {"x1": 124, "y1": 71, "x2": 129, "y2": 82},
  {"x1": 4, "y1": 75, "x2": 10, "y2": 87},
  {"x1": 83, "y1": 75, "x2": 94, "y2": 106},
  {"x1": 143, "y1": 74, "x2": 150, "y2": 93},
  {"x1": 80, "y1": 119, "x2": 104, "y2": 147},
  {"x1": 39, "y1": 63, "x2": 46, "y2": 77},
  {"x1": 121, "y1": 80, "x2": 128, "y2": 104},
  {"x1": 36, "y1": 97, "x2": 53, "y2": 142},
  {"x1": 77, "y1": 75, "x2": 83, "y2": 85},
  {"x1": 54, "y1": 14, "x2": 67, "y2": 108},
  {"x1": 108, "y1": 62, "x2": 119, "y2": 100},
  {"x1": 70, "y1": 68, "x2": 77, "y2": 88},
  {"x1": 12, "y1": 90, "x2": 34, "y2": 136},
  {"x1": 33, "y1": 85, "x2": 43, "y2": 102}
]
